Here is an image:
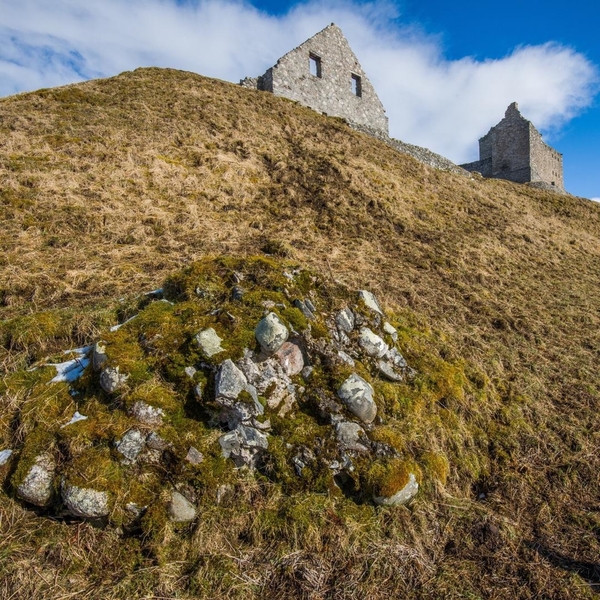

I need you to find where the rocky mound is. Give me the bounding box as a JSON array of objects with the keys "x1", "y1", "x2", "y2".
[{"x1": 2, "y1": 257, "x2": 461, "y2": 529}]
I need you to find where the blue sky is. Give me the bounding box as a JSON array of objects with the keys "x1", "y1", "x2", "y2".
[{"x1": 1, "y1": 0, "x2": 599, "y2": 199}]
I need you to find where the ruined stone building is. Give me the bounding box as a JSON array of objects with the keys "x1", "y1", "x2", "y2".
[
  {"x1": 461, "y1": 102, "x2": 564, "y2": 191},
  {"x1": 240, "y1": 23, "x2": 389, "y2": 135}
]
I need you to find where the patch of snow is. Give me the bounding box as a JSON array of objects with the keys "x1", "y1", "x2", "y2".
[
  {"x1": 145, "y1": 288, "x2": 163, "y2": 296},
  {"x1": 0, "y1": 449, "x2": 13, "y2": 466},
  {"x1": 110, "y1": 315, "x2": 138, "y2": 332},
  {"x1": 61, "y1": 412, "x2": 88, "y2": 428},
  {"x1": 49, "y1": 357, "x2": 91, "y2": 383}
]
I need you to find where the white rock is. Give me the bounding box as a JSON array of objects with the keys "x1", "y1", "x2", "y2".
[
  {"x1": 373, "y1": 473, "x2": 419, "y2": 506},
  {"x1": 168, "y1": 491, "x2": 197, "y2": 522},
  {"x1": 115, "y1": 429, "x2": 146, "y2": 463},
  {"x1": 16, "y1": 453, "x2": 55, "y2": 507},
  {"x1": 335, "y1": 308, "x2": 355, "y2": 333},
  {"x1": 337, "y1": 374, "x2": 377, "y2": 423},
  {"x1": 99, "y1": 366, "x2": 129, "y2": 394},
  {"x1": 195, "y1": 328, "x2": 225, "y2": 358},
  {"x1": 383, "y1": 322, "x2": 398, "y2": 341},
  {"x1": 62, "y1": 481, "x2": 110, "y2": 517},
  {"x1": 255, "y1": 312, "x2": 289, "y2": 353},
  {"x1": 358, "y1": 290, "x2": 383, "y2": 315},
  {"x1": 358, "y1": 328, "x2": 389, "y2": 358},
  {"x1": 130, "y1": 401, "x2": 164, "y2": 426}
]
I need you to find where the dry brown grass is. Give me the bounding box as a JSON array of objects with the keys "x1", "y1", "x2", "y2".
[{"x1": 0, "y1": 68, "x2": 599, "y2": 598}]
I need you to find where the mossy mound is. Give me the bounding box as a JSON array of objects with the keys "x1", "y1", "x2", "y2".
[{"x1": 2, "y1": 256, "x2": 501, "y2": 531}]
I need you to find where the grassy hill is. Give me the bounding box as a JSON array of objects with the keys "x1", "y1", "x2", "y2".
[{"x1": 0, "y1": 68, "x2": 599, "y2": 599}]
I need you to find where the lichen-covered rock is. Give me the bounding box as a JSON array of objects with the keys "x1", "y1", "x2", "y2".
[
  {"x1": 219, "y1": 424, "x2": 268, "y2": 469},
  {"x1": 16, "y1": 453, "x2": 56, "y2": 507},
  {"x1": 130, "y1": 401, "x2": 164, "y2": 426},
  {"x1": 386, "y1": 348, "x2": 408, "y2": 369},
  {"x1": 335, "y1": 422, "x2": 370, "y2": 453},
  {"x1": 383, "y1": 322, "x2": 398, "y2": 341},
  {"x1": 373, "y1": 472, "x2": 419, "y2": 506},
  {"x1": 335, "y1": 308, "x2": 355, "y2": 333},
  {"x1": 215, "y1": 359, "x2": 263, "y2": 426},
  {"x1": 337, "y1": 374, "x2": 377, "y2": 423},
  {"x1": 195, "y1": 328, "x2": 225, "y2": 358},
  {"x1": 378, "y1": 360, "x2": 403, "y2": 382},
  {"x1": 99, "y1": 366, "x2": 129, "y2": 394},
  {"x1": 185, "y1": 447, "x2": 204, "y2": 465},
  {"x1": 358, "y1": 328, "x2": 389, "y2": 358},
  {"x1": 255, "y1": 312, "x2": 289, "y2": 354},
  {"x1": 168, "y1": 491, "x2": 197, "y2": 522},
  {"x1": 115, "y1": 429, "x2": 146, "y2": 463},
  {"x1": 274, "y1": 340, "x2": 305, "y2": 376},
  {"x1": 62, "y1": 481, "x2": 110, "y2": 518},
  {"x1": 358, "y1": 290, "x2": 383, "y2": 315}
]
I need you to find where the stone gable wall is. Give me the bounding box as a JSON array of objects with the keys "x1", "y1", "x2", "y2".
[{"x1": 241, "y1": 24, "x2": 388, "y2": 135}]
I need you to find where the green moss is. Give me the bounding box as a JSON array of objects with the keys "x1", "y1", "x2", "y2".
[
  {"x1": 11, "y1": 427, "x2": 55, "y2": 490},
  {"x1": 365, "y1": 458, "x2": 420, "y2": 498},
  {"x1": 421, "y1": 451, "x2": 450, "y2": 485}
]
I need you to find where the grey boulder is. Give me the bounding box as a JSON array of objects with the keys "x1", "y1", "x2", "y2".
[
  {"x1": 16, "y1": 452, "x2": 56, "y2": 507},
  {"x1": 335, "y1": 308, "x2": 355, "y2": 333},
  {"x1": 99, "y1": 366, "x2": 129, "y2": 394},
  {"x1": 168, "y1": 491, "x2": 197, "y2": 522},
  {"x1": 337, "y1": 374, "x2": 377, "y2": 423},
  {"x1": 255, "y1": 312, "x2": 289, "y2": 353},
  {"x1": 358, "y1": 290, "x2": 383, "y2": 315},
  {"x1": 115, "y1": 429, "x2": 146, "y2": 463},
  {"x1": 219, "y1": 424, "x2": 268, "y2": 469},
  {"x1": 358, "y1": 328, "x2": 389, "y2": 358},
  {"x1": 62, "y1": 481, "x2": 109, "y2": 518},
  {"x1": 335, "y1": 422, "x2": 370, "y2": 453},
  {"x1": 195, "y1": 328, "x2": 225, "y2": 358}
]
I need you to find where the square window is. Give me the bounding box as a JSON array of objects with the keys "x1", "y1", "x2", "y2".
[
  {"x1": 309, "y1": 54, "x2": 322, "y2": 78},
  {"x1": 351, "y1": 74, "x2": 362, "y2": 97}
]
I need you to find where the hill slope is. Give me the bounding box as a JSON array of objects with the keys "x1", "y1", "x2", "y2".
[{"x1": 0, "y1": 68, "x2": 599, "y2": 599}]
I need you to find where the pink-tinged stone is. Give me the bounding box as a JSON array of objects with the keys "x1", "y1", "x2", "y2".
[{"x1": 274, "y1": 341, "x2": 305, "y2": 376}]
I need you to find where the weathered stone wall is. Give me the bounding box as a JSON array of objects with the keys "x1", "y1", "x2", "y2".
[
  {"x1": 529, "y1": 128, "x2": 564, "y2": 189},
  {"x1": 242, "y1": 24, "x2": 388, "y2": 135},
  {"x1": 461, "y1": 103, "x2": 565, "y2": 192}
]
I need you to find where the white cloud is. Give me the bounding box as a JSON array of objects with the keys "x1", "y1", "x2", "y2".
[
  {"x1": 591, "y1": 198, "x2": 600, "y2": 202},
  {"x1": 0, "y1": 0, "x2": 597, "y2": 163}
]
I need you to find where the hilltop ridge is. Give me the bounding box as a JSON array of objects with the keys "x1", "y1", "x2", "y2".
[{"x1": 0, "y1": 67, "x2": 599, "y2": 599}]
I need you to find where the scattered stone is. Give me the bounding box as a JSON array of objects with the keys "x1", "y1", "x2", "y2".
[
  {"x1": 335, "y1": 308, "x2": 355, "y2": 333},
  {"x1": 274, "y1": 341, "x2": 305, "y2": 376},
  {"x1": 378, "y1": 360, "x2": 403, "y2": 382},
  {"x1": 231, "y1": 286, "x2": 245, "y2": 301},
  {"x1": 219, "y1": 424, "x2": 268, "y2": 469},
  {"x1": 115, "y1": 429, "x2": 146, "y2": 463},
  {"x1": 16, "y1": 453, "x2": 56, "y2": 507},
  {"x1": 92, "y1": 341, "x2": 108, "y2": 372},
  {"x1": 255, "y1": 312, "x2": 289, "y2": 354},
  {"x1": 305, "y1": 298, "x2": 316, "y2": 313},
  {"x1": 373, "y1": 473, "x2": 419, "y2": 506},
  {"x1": 383, "y1": 322, "x2": 398, "y2": 341},
  {"x1": 184, "y1": 366, "x2": 197, "y2": 379},
  {"x1": 358, "y1": 290, "x2": 383, "y2": 315},
  {"x1": 146, "y1": 432, "x2": 169, "y2": 451},
  {"x1": 195, "y1": 328, "x2": 225, "y2": 358},
  {"x1": 293, "y1": 299, "x2": 315, "y2": 320},
  {"x1": 301, "y1": 366, "x2": 314, "y2": 381},
  {"x1": 335, "y1": 422, "x2": 370, "y2": 452},
  {"x1": 386, "y1": 348, "x2": 408, "y2": 369},
  {"x1": 215, "y1": 359, "x2": 249, "y2": 400},
  {"x1": 168, "y1": 491, "x2": 197, "y2": 522},
  {"x1": 337, "y1": 374, "x2": 377, "y2": 423},
  {"x1": 292, "y1": 446, "x2": 316, "y2": 476},
  {"x1": 337, "y1": 350, "x2": 355, "y2": 366},
  {"x1": 62, "y1": 482, "x2": 109, "y2": 518},
  {"x1": 185, "y1": 447, "x2": 204, "y2": 465},
  {"x1": 358, "y1": 328, "x2": 389, "y2": 358},
  {"x1": 215, "y1": 359, "x2": 263, "y2": 425},
  {"x1": 99, "y1": 366, "x2": 129, "y2": 394},
  {"x1": 129, "y1": 401, "x2": 164, "y2": 426},
  {"x1": 0, "y1": 449, "x2": 13, "y2": 466}
]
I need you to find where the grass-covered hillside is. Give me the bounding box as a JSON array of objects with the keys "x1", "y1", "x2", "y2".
[{"x1": 0, "y1": 68, "x2": 599, "y2": 599}]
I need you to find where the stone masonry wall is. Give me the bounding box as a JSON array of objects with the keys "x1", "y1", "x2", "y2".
[
  {"x1": 461, "y1": 103, "x2": 564, "y2": 191},
  {"x1": 242, "y1": 24, "x2": 388, "y2": 135}
]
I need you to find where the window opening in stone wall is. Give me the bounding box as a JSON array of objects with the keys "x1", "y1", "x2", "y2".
[
  {"x1": 351, "y1": 74, "x2": 362, "y2": 97},
  {"x1": 309, "y1": 54, "x2": 322, "y2": 78}
]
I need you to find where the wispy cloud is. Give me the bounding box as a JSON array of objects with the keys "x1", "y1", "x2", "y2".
[
  {"x1": 591, "y1": 198, "x2": 600, "y2": 202},
  {"x1": 1, "y1": 0, "x2": 598, "y2": 163}
]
